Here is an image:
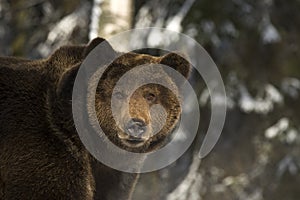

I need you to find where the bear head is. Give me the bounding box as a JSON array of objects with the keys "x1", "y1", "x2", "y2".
[{"x1": 53, "y1": 38, "x2": 191, "y2": 153}]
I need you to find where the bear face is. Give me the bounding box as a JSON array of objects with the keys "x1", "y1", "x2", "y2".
[
  {"x1": 92, "y1": 50, "x2": 190, "y2": 153},
  {"x1": 53, "y1": 38, "x2": 190, "y2": 154}
]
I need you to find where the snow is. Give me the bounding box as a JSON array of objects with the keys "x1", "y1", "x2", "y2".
[
  {"x1": 261, "y1": 15, "x2": 281, "y2": 44},
  {"x1": 265, "y1": 118, "x2": 289, "y2": 139},
  {"x1": 286, "y1": 129, "x2": 298, "y2": 144},
  {"x1": 238, "y1": 84, "x2": 282, "y2": 114},
  {"x1": 281, "y1": 77, "x2": 300, "y2": 98},
  {"x1": 262, "y1": 23, "x2": 281, "y2": 44}
]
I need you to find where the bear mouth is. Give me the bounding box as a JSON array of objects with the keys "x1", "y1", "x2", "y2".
[
  {"x1": 122, "y1": 137, "x2": 147, "y2": 147},
  {"x1": 117, "y1": 130, "x2": 149, "y2": 148}
]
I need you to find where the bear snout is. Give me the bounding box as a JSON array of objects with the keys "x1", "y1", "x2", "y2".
[{"x1": 125, "y1": 118, "x2": 147, "y2": 140}]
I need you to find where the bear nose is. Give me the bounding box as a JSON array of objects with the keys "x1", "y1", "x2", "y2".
[{"x1": 125, "y1": 118, "x2": 147, "y2": 139}]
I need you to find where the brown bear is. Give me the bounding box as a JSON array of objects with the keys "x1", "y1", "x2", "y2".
[{"x1": 0, "y1": 38, "x2": 190, "y2": 200}]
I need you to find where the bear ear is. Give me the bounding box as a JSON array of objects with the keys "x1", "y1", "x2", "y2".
[
  {"x1": 159, "y1": 52, "x2": 191, "y2": 85},
  {"x1": 56, "y1": 64, "x2": 80, "y2": 100},
  {"x1": 83, "y1": 37, "x2": 115, "y2": 57}
]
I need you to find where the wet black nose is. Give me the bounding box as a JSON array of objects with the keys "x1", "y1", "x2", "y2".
[{"x1": 125, "y1": 118, "x2": 147, "y2": 139}]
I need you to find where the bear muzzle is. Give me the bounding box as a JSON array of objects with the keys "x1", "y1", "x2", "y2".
[{"x1": 125, "y1": 118, "x2": 147, "y2": 142}]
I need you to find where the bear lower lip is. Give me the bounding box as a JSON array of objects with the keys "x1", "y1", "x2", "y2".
[{"x1": 123, "y1": 139, "x2": 145, "y2": 146}]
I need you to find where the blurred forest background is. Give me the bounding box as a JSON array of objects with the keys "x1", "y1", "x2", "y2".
[{"x1": 0, "y1": 0, "x2": 299, "y2": 199}]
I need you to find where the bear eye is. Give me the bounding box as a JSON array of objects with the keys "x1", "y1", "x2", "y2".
[
  {"x1": 144, "y1": 93, "x2": 156, "y2": 103},
  {"x1": 113, "y1": 91, "x2": 126, "y2": 99}
]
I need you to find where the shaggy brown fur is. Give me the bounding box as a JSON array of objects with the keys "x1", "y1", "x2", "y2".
[{"x1": 0, "y1": 38, "x2": 190, "y2": 200}]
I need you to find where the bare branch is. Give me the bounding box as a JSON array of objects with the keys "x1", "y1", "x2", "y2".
[{"x1": 166, "y1": 155, "x2": 202, "y2": 200}]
